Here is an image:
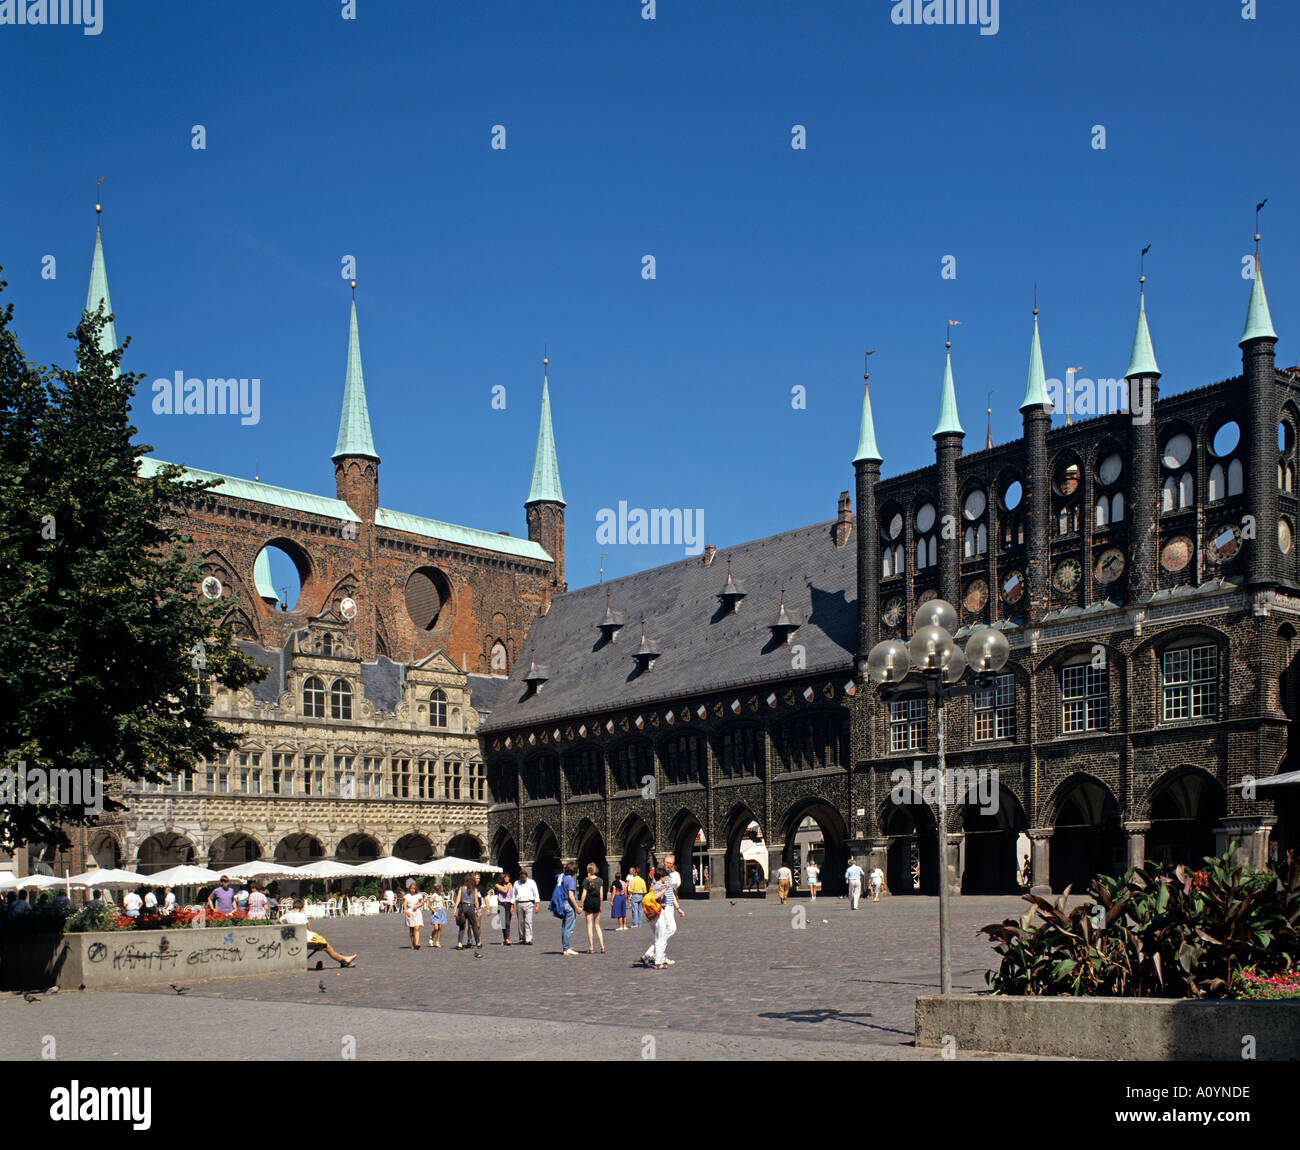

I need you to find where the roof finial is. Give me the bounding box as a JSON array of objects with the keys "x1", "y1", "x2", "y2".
[
  {"x1": 95, "y1": 175, "x2": 104, "y2": 215},
  {"x1": 946, "y1": 318, "x2": 960, "y2": 351},
  {"x1": 985, "y1": 389, "x2": 993, "y2": 450},
  {"x1": 1139, "y1": 243, "x2": 1150, "y2": 286},
  {"x1": 350, "y1": 277, "x2": 356, "y2": 298},
  {"x1": 863, "y1": 348, "x2": 876, "y2": 387},
  {"x1": 599, "y1": 553, "x2": 607, "y2": 583},
  {"x1": 1255, "y1": 198, "x2": 1267, "y2": 255},
  {"x1": 543, "y1": 343, "x2": 548, "y2": 373},
  {"x1": 1032, "y1": 283, "x2": 1037, "y2": 317}
]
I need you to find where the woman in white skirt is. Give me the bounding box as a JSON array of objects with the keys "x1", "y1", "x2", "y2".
[{"x1": 403, "y1": 879, "x2": 425, "y2": 950}]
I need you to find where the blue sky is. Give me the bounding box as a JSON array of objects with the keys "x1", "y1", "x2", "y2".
[{"x1": 2, "y1": 0, "x2": 1296, "y2": 594}]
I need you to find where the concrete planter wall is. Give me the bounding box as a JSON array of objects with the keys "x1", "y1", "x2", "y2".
[
  {"x1": 916, "y1": 994, "x2": 1300, "y2": 1060},
  {"x1": 1, "y1": 925, "x2": 306, "y2": 991}
]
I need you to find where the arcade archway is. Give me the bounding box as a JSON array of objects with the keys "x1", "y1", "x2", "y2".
[
  {"x1": 961, "y1": 787, "x2": 1028, "y2": 894},
  {"x1": 880, "y1": 797, "x2": 938, "y2": 895},
  {"x1": 574, "y1": 820, "x2": 608, "y2": 884},
  {"x1": 137, "y1": 833, "x2": 196, "y2": 875},
  {"x1": 782, "y1": 802, "x2": 848, "y2": 895},
  {"x1": 1146, "y1": 770, "x2": 1226, "y2": 868},
  {"x1": 532, "y1": 823, "x2": 561, "y2": 899},
  {"x1": 618, "y1": 814, "x2": 654, "y2": 883},
  {"x1": 723, "y1": 807, "x2": 767, "y2": 897},
  {"x1": 1049, "y1": 776, "x2": 1122, "y2": 893}
]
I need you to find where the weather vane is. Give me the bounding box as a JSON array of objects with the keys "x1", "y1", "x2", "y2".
[
  {"x1": 1140, "y1": 244, "x2": 1151, "y2": 284},
  {"x1": 946, "y1": 319, "x2": 961, "y2": 349},
  {"x1": 1255, "y1": 199, "x2": 1267, "y2": 253}
]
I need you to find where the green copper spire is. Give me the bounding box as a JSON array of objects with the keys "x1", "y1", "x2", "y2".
[
  {"x1": 526, "y1": 364, "x2": 565, "y2": 506},
  {"x1": 853, "y1": 377, "x2": 882, "y2": 464},
  {"x1": 1021, "y1": 309, "x2": 1051, "y2": 410},
  {"x1": 332, "y1": 295, "x2": 380, "y2": 462},
  {"x1": 1125, "y1": 290, "x2": 1160, "y2": 378},
  {"x1": 85, "y1": 222, "x2": 117, "y2": 367},
  {"x1": 933, "y1": 345, "x2": 965, "y2": 438},
  {"x1": 1240, "y1": 255, "x2": 1278, "y2": 345}
]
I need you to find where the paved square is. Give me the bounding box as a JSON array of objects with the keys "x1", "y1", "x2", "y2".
[{"x1": 0, "y1": 895, "x2": 1071, "y2": 1060}]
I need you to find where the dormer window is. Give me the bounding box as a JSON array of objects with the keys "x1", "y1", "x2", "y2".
[
  {"x1": 633, "y1": 624, "x2": 660, "y2": 674},
  {"x1": 598, "y1": 591, "x2": 625, "y2": 643},
  {"x1": 770, "y1": 590, "x2": 801, "y2": 646},
  {"x1": 717, "y1": 560, "x2": 746, "y2": 615},
  {"x1": 523, "y1": 659, "x2": 549, "y2": 695}
]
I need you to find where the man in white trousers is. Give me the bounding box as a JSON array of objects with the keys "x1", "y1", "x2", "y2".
[
  {"x1": 845, "y1": 859, "x2": 865, "y2": 909},
  {"x1": 641, "y1": 853, "x2": 684, "y2": 968}
]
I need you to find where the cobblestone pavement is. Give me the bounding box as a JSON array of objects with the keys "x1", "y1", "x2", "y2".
[{"x1": 0, "y1": 895, "x2": 1071, "y2": 1060}]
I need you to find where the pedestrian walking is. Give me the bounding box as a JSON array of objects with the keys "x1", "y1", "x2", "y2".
[
  {"x1": 626, "y1": 866, "x2": 646, "y2": 928},
  {"x1": 806, "y1": 860, "x2": 820, "y2": 901},
  {"x1": 640, "y1": 853, "x2": 684, "y2": 969},
  {"x1": 455, "y1": 874, "x2": 484, "y2": 950},
  {"x1": 581, "y1": 863, "x2": 606, "y2": 954},
  {"x1": 403, "y1": 879, "x2": 425, "y2": 949},
  {"x1": 869, "y1": 865, "x2": 884, "y2": 902},
  {"x1": 776, "y1": 863, "x2": 792, "y2": 905},
  {"x1": 845, "y1": 860, "x2": 865, "y2": 909},
  {"x1": 247, "y1": 883, "x2": 269, "y2": 919},
  {"x1": 425, "y1": 886, "x2": 447, "y2": 948},
  {"x1": 512, "y1": 868, "x2": 539, "y2": 943},
  {"x1": 609, "y1": 871, "x2": 628, "y2": 930},
  {"x1": 494, "y1": 873, "x2": 514, "y2": 944}
]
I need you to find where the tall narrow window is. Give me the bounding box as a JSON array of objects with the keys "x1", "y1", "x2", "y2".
[
  {"x1": 1061, "y1": 662, "x2": 1108, "y2": 733},
  {"x1": 429, "y1": 688, "x2": 447, "y2": 728},
  {"x1": 889, "y1": 699, "x2": 927, "y2": 752},
  {"x1": 973, "y1": 674, "x2": 1016, "y2": 741},
  {"x1": 1162, "y1": 645, "x2": 1218, "y2": 721},
  {"x1": 302, "y1": 676, "x2": 325, "y2": 718},
  {"x1": 329, "y1": 679, "x2": 352, "y2": 720}
]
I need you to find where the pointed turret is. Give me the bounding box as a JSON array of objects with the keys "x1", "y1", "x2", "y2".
[
  {"x1": 332, "y1": 295, "x2": 380, "y2": 463},
  {"x1": 1240, "y1": 255, "x2": 1278, "y2": 346},
  {"x1": 527, "y1": 372, "x2": 565, "y2": 506},
  {"x1": 1126, "y1": 292, "x2": 1160, "y2": 378},
  {"x1": 525, "y1": 357, "x2": 567, "y2": 594},
  {"x1": 85, "y1": 207, "x2": 117, "y2": 367},
  {"x1": 1021, "y1": 311, "x2": 1051, "y2": 409},
  {"x1": 933, "y1": 346, "x2": 965, "y2": 437},
  {"x1": 853, "y1": 377, "x2": 882, "y2": 463}
]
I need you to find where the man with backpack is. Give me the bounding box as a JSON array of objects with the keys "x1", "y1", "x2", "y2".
[{"x1": 548, "y1": 864, "x2": 581, "y2": 955}]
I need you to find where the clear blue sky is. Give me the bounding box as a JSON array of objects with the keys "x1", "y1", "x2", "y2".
[{"x1": 3, "y1": 1, "x2": 1296, "y2": 593}]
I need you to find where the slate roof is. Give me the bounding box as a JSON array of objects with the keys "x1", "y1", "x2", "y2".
[
  {"x1": 235, "y1": 637, "x2": 406, "y2": 715},
  {"x1": 467, "y1": 674, "x2": 508, "y2": 717},
  {"x1": 481, "y1": 520, "x2": 858, "y2": 732}
]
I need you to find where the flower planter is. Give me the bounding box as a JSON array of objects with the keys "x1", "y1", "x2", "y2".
[
  {"x1": 915, "y1": 994, "x2": 1300, "y2": 1060},
  {"x1": 1, "y1": 925, "x2": 307, "y2": 991}
]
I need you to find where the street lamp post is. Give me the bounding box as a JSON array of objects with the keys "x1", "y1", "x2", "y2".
[{"x1": 866, "y1": 601, "x2": 1010, "y2": 996}]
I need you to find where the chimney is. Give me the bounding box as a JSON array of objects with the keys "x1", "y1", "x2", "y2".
[
  {"x1": 702, "y1": 544, "x2": 717, "y2": 565},
  {"x1": 833, "y1": 490, "x2": 852, "y2": 547}
]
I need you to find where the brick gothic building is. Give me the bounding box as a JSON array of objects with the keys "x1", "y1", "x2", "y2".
[
  {"x1": 483, "y1": 252, "x2": 1300, "y2": 898},
  {"x1": 7, "y1": 220, "x2": 569, "y2": 881}
]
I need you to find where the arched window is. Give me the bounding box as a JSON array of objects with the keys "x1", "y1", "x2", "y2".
[
  {"x1": 1162, "y1": 477, "x2": 1176, "y2": 513},
  {"x1": 329, "y1": 679, "x2": 352, "y2": 720},
  {"x1": 1179, "y1": 471, "x2": 1194, "y2": 508},
  {"x1": 663, "y1": 733, "x2": 704, "y2": 785},
  {"x1": 928, "y1": 536, "x2": 937, "y2": 566},
  {"x1": 489, "y1": 640, "x2": 507, "y2": 674},
  {"x1": 612, "y1": 742, "x2": 651, "y2": 792},
  {"x1": 963, "y1": 527, "x2": 975, "y2": 558},
  {"x1": 302, "y1": 676, "x2": 325, "y2": 718},
  {"x1": 1095, "y1": 497, "x2": 1108, "y2": 528},
  {"x1": 976, "y1": 523, "x2": 987, "y2": 554},
  {"x1": 1227, "y1": 459, "x2": 1243, "y2": 497},
  {"x1": 1060, "y1": 507, "x2": 1070, "y2": 535},
  {"x1": 1208, "y1": 463, "x2": 1224, "y2": 503},
  {"x1": 1111, "y1": 493, "x2": 1124, "y2": 523},
  {"x1": 320, "y1": 633, "x2": 333, "y2": 655},
  {"x1": 882, "y1": 551, "x2": 893, "y2": 578},
  {"x1": 429, "y1": 688, "x2": 447, "y2": 728},
  {"x1": 894, "y1": 545, "x2": 904, "y2": 573},
  {"x1": 917, "y1": 538, "x2": 927, "y2": 569},
  {"x1": 719, "y1": 727, "x2": 764, "y2": 779}
]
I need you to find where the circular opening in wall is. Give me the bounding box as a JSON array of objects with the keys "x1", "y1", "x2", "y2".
[
  {"x1": 1053, "y1": 461, "x2": 1081, "y2": 497},
  {"x1": 963, "y1": 489, "x2": 986, "y2": 521},
  {"x1": 1162, "y1": 432, "x2": 1193, "y2": 469},
  {"x1": 1211, "y1": 421, "x2": 1240, "y2": 458},
  {"x1": 405, "y1": 566, "x2": 452, "y2": 631},
  {"x1": 1002, "y1": 480, "x2": 1023, "y2": 511},
  {"x1": 1097, "y1": 452, "x2": 1123, "y2": 486},
  {"x1": 1281, "y1": 518, "x2": 1294, "y2": 555},
  {"x1": 253, "y1": 541, "x2": 309, "y2": 611},
  {"x1": 915, "y1": 503, "x2": 936, "y2": 533}
]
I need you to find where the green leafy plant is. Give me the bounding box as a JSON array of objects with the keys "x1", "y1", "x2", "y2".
[{"x1": 981, "y1": 851, "x2": 1300, "y2": 998}]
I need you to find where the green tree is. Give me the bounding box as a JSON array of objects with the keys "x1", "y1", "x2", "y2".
[{"x1": 0, "y1": 274, "x2": 264, "y2": 853}]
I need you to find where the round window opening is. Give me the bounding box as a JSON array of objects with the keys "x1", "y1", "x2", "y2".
[
  {"x1": 405, "y1": 567, "x2": 452, "y2": 631},
  {"x1": 1162, "y1": 433, "x2": 1193, "y2": 469},
  {"x1": 1211, "y1": 422, "x2": 1240, "y2": 458},
  {"x1": 1003, "y1": 480, "x2": 1023, "y2": 511}
]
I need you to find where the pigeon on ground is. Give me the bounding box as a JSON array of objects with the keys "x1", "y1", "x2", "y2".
[
  {"x1": 319, "y1": 981, "x2": 327, "y2": 993},
  {"x1": 170, "y1": 984, "x2": 189, "y2": 995},
  {"x1": 46, "y1": 986, "x2": 59, "y2": 995},
  {"x1": 22, "y1": 993, "x2": 40, "y2": 1003}
]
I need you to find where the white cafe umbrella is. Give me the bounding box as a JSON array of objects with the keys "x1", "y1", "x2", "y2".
[
  {"x1": 0, "y1": 871, "x2": 16, "y2": 891},
  {"x1": 146, "y1": 864, "x2": 223, "y2": 887},
  {"x1": 422, "y1": 856, "x2": 502, "y2": 877},
  {"x1": 352, "y1": 855, "x2": 430, "y2": 879},
  {"x1": 65, "y1": 867, "x2": 142, "y2": 890},
  {"x1": 223, "y1": 859, "x2": 302, "y2": 881},
  {"x1": 17, "y1": 874, "x2": 70, "y2": 891},
  {"x1": 291, "y1": 859, "x2": 358, "y2": 880}
]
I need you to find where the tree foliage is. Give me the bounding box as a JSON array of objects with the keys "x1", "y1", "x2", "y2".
[{"x1": 0, "y1": 272, "x2": 264, "y2": 852}]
